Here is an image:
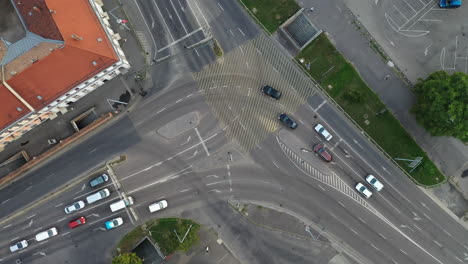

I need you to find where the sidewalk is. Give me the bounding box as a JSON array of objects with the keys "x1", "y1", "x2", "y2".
[
  {"x1": 296, "y1": 0, "x2": 468, "y2": 216},
  {"x1": 0, "y1": 0, "x2": 148, "y2": 178}
]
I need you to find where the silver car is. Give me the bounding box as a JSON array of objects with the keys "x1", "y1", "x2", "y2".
[
  {"x1": 64, "y1": 200, "x2": 85, "y2": 214},
  {"x1": 314, "y1": 124, "x2": 333, "y2": 141},
  {"x1": 10, "y1": 240, "x2": 28, "y2": 253}
]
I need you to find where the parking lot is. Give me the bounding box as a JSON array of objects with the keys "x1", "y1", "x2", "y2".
[{"x1": 343, "y1": 0, "x2": 468, "y2": 81}]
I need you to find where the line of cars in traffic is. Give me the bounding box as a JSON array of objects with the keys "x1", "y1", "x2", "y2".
[
  {"x1": 262, "y1": 85, "x2": 385, "y2": 199},
  {"x1": 9, "y1": 173, "x2": 169, "y2": 253}
]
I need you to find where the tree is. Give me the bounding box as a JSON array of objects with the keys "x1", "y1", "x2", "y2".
[
  {"x1": 112, "y1": 253, "x2": 142, "y2": 264},
  {"x1": 411, "y1": 71, "x2": 467, "y2": 142}
]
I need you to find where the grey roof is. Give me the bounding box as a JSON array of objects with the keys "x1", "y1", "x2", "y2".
[{"x1": 1, "y1": 31, "x2": 63, "y2": 65}]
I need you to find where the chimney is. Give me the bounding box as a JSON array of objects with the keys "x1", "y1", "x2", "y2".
[
  {"x1": 49, "y1": 9, "x2": 56, "y2": 14},
  {"x1": 32, "y1": 6, "x2": 41, "y2": 12},
  {"x1": 71, "y1": 34, "x2": 83, "y2": 41}
]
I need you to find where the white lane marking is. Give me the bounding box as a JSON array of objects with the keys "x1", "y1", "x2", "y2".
[
  {"x1": 400, "y1": 249, "x2": 408, "y2": 255},
  {"x1": 256, "y1": 144, "x2": 262, "y2": 150},
  {"x1": 350, "y1": 228, "x2": 358, "y2": 234},
  {"x1": 442, "y1": 229, "x2": 453, "y2": 238},
  {"x1": 156, "y1": 107, "x2": 167, "y2": 114},
  {"x1": 205, "y1": 175, "x2": 219, "y2": 178},
  {"x1": 206, "y1": 180, "x2": 228, "y2": 186},
  {"x1": 413, "y1": 224, "x2": 422, "y2": 231},
  {"x1": 433, "y1": 240, "x2": 443, "y2": 247},
  {"x1": 217, "y1": 2, "x2": 224, "y2": 11},
  {"x1": 229, "y1": 29, "x2": 235, "y2": 36},
  {"x1": 238, "y1": 28, "x2": 245, "y2": 36},
  {"x1": 3, "y1": 224, "x2": 12, "y2": 229},
  {"x1": 10, "y1": 237, "x2": 20, "y2": 242},
  {"x1": 227, "y1": 165, "x2": 232, "y2": 192},
  {"x1": 26, "y1": 214, "x2": 36, "y2": 219},
  {"x1": 127, "y1": 168, "x2": 192, "y2": 194},
  {"x1": 338, "y1": 201, "x2": 345, "y2": 207},
  {"x1": 272, "y1": 161, "x2": 279, "y2": 168},
  {"x1": 209, "y1": 189, "x2": 221, "y2": 193},
  {"x1": 358, "y1": 217, "x2": 366, "y2": 224},
  {"x1": 169, "y1": 0, "x2": 188, "y2": 34},
  {"x1": 329, "y1": 212, "x2": 337, "y2": 219},
  {"x1": 58, "y1": 217, "x2": 67, "y2": 222},
  {"x1": 379, "y1": 233, "x2": 387, "y2": 240},
  {"x1": 186, "y1": 93, "x2": 193, "y2": 98},
  {"x1": 152, "y1": 0, "x2": 175, "y2": 42},
  {"x1": 314, "y1": 100, "x2": 327, "y2": 111},
  {"x1": 124, "y1": 132, "x2": 217, "y2": 180},
  {"x1": 89, "y1": 148, "x2": 97, "y2": 154},
  {"x1": 1, "y1": 199, "x2": 10, "y2": 204},
  {"x1": 455, "y1": 256, "x2": 463, "y2": 262},
  {"x1": 179, "y1": 188, "x2": 190, "y2": 193},
  {"x1": 370, "y1": 244, "x2": 380, "y2": 251},
  {"x1": 239, "y1": 121, "x2": 246, "y2": 131},
  {"x1": 420, "y1": 202, "x2": 431, "y2": 211},
  {"x1": 423, "y1": 212, "x2": 431, "y2": 220},
  {"x1": 195, "y1": 128, "x2": 210, "y2": 156},
  {"x1": 61, "y1": 232, "x2": 70, "y2": 237},
  {"x1": 318, "y1": 185, "x2": 326, "y2": 191},
  {"x1": 33, "y1": 227, "x2": 43, "y2": 232},
  {"x1": 176, "y1": 99, "x2": 183, "y2": 103},
  {"x1": 25, "y1": 186, "x2": 33, "y2": 191}
]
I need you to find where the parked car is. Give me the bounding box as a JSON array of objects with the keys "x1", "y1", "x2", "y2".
[
  {"x1": 313, "y1": 144, "x2": 332, "y2": 162},
  {"x1": 10, "y1": 240, "x2": 28, "y2": 253},
  {"x1": 64, "y1": 200, "x2": 85, "y2": 214},
  {"x1": 278, "y1": 113, "x2": 298, "y2": 129},
  {"x1": 366, "y1": 174, "x2": 384, "y2": 191},
  {"x1": 68, "y1": 217, "x2": 87, "y2": 229},
  {"x1": 89, "y1": 173, "x2": 109, "y2": 188},
  {"x1": 261, "y1": 85, "x2": 282, "y2": 99},
  {"x1": 355, "y1": 183, "x2": 372, "y2": 198},
  {"x1": 86, "y1": 188, "x2": 110, "y2": 204},
  {"x1": 148, "y1": 200, "x2": 168, "y2": 213},
  {"x1": 105, "y1": 217, "x2": 123, "y2": 230},
  {"x1": 35, "y1": 227, "x2": 58, "y2": 241},
  {"x1": 314, "y1": 124, "x2": 333, "y2": 141}
]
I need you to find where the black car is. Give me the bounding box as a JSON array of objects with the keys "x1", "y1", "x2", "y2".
[
  {"x1": 261, "y1": 85, "x2": 282, "y2": 99},
  {"x1": 278, "y1": 113, "x2": 298, "y2": 129}
]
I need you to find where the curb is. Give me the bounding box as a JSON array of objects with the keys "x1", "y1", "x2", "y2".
[{"x1": 0, "y1": 113, "x2": 114, "y2": 188}]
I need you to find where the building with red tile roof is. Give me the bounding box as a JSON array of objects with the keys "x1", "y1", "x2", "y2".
[{"x1": 0, "y1": 0, "x2": 130, "y2": 151}]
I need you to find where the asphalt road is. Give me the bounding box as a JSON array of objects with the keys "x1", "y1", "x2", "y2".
[{"x1": 0, "y1": 0, "x2": 467, "y2": 264}]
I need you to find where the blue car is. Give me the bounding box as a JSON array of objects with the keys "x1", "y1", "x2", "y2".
[
  {"x1": 105, "y1": 217, "x2": 123, "y2": 230},
  {"x1": 439, "y1": 0, "x2": 461, "y2": 8}
]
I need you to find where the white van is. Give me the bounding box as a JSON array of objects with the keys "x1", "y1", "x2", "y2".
[
  {"x1": 86, "y1": 188, "x2": 110, "y2": 204},
  {"x1": 148, "y1": 199, "x2": 168, "y2": 213},
  {"x1": 35, "y1": 227, "x2": 58, "y2": 241},
  {"x1": 110, "y1": 196, "x2": 134, "y2": 212}
]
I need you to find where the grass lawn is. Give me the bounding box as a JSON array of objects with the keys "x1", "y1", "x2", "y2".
[
  {"x1": 117, "y1": 226, "x2": 145, "y2": 253},
  {"x1": 296, "y1": 34, "x2": 445, "y2": 186},
  {"x1": 240, "y1": 0, "x2": 300, "y2": 33},
  {"x1": 148, "y1": 218, "x2": 200, "y2": 255}
]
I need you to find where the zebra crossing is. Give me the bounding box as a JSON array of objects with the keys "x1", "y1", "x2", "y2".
[
  {"x1": 135, "y1": 31, "x2": 151, "y2": 64},
  {"x1": 193, "y1": 34, "x2": 319, "y2": 151},
  {"x1": 277, "y1": 139, "x2": 377, "y2": 214}
]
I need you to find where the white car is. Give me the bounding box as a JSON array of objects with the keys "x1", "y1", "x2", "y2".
[
  {"x1": 105, "y1": 217, "x2": 124, "y2": 230},
  {"x1": 35, "y1": 227, "x2": 58, "y2": 241},
  {"x1": 148, "y1": 200, "x2": 168, "y2": 213},
  {"x1": 355, "y1": 183, "x2": 372, "y2": 198},
  {"x1": 10, "y1": 240, "x2": 28, "y2": 253},
  {"x1": 366, "y1": 174, "x2": 384, "y2": 191},
  {"x1": 64, "y1": 200, "x2": 85, "y2": 214},
  {"x1": 314, "y1": 124, "x2": 333, "y2": 141}
]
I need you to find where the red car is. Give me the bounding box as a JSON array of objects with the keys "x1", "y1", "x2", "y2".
[
  {"x1": 68, "y1": 217, "x2": 87, "y2": 229},
  {"x1": 313, "y1": 144, "x2": 332, "y2": 162}
]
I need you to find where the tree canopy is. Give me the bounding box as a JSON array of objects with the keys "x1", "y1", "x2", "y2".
[
  {"x1": 112, "y1": 253, "x2": 142, "y2": 264},
  {"x1": 411, "y1": 71, "x2": 467, "y2": 142}
]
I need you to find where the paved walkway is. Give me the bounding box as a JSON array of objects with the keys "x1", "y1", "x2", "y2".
[{"x1": 297, "y1": 0, "x2": 468, "y2": 213}]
